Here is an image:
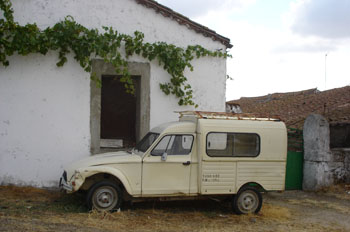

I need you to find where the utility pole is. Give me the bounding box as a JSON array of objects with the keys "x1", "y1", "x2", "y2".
[{"x1": 324, "y1": 53, "x2": 327, "y2": 90}]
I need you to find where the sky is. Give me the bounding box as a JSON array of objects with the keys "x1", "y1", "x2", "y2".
[{"x1": 157, "y1": 0, "x2": 350, "y2": 101}]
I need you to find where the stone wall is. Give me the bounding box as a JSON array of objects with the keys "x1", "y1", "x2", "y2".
[
  {"x1": 303, "y1": 114, "x2": 350, "y2": 191},
  {"x1": 330, "y1": 148, "x2": 350, "y2": 183},
  {"x1": 330, "y1": 123, "x2": 350, "y2": 148},
  {"x1": 303, "y1": 114, "x2": 332, "y2": 190}
]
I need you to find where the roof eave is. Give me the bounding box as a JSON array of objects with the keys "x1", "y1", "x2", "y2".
[{"x1": 136, "y1": 0, "x2": 232, "y2": 48}]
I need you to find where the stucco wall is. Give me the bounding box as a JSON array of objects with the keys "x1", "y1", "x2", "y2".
[
  {"x1": 149, "y1": 56, "x2": 226, "y2": 127},
  {"x1": 0, "y1": 53, "x2": 91, "y2": 187},
  {"x1": 0, "y1": 0, "x2": 227, "y2": 187}
]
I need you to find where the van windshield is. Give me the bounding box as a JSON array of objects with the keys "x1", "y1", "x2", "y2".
[{"x1": 134, "y1": 132, "x2": 159, "y2": 152}]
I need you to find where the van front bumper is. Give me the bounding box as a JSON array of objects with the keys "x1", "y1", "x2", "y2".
[{"x1": 59, "y1": 171, "x2": 73, "y2": 192}]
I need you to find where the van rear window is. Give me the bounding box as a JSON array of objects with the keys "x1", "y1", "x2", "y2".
[{"x1": 206, "y1": 132, "x2": 260, "y2": 157}]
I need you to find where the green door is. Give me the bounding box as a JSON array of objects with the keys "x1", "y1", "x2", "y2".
[
  {"x1": 285, "y1": 128, "x2": 303, "y2": 190},
  {"x1": 285, "y1": 151, "x2": 303, "y2": 190}
]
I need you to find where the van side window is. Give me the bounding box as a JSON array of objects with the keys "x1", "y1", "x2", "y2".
[
  {"x1": 206, "y1": 133, "x2": 260, "y2": 157},
  {"x1": 151, "y1": 135, "x2": 194, "y2": 156}
]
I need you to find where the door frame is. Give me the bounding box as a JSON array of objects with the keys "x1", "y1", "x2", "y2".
[{"x1": 90, "y1": 60, "x2": 150, "y2": 154}]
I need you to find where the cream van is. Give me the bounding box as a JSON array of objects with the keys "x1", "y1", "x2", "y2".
[{"x1": 59, "y1": 111, "x2": 287, "y2": 214}]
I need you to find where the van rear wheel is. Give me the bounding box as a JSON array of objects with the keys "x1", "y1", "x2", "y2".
[
  {"x1": 86, "y1": 181, "x2": 122, "y2": 212},
  {"x1": 232, "y1": 187, "x2": 262, "y2": 214}
]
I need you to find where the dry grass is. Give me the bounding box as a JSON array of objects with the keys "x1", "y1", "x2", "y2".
[
  {"x1": 287, "y1": 198, "x2": 350, "y2": 214},
  {"x1": 317, "y1": 184, "x2": 350, "y2": 200},
  {"x1": 0, "y1": 185, "x2": 350, "y2": 231},
  {"x1": 0, "y1": 185, "x2": 59, "y2": 201},
  {"x1": 260, "y1": 203, "x2": 291, "y2": 221}
]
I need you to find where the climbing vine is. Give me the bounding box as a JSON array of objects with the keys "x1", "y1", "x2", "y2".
[{"x1": 0, "y1": 0, "x2": 230, "y2": 106}]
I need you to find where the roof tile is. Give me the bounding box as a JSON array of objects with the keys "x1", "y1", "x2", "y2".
[{"x1": 227, "y1": 86, "x2": 350, "y2": 129}]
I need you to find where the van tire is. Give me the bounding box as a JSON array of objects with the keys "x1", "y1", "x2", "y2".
[
  {"x1": 86, "y1": 180, "x2": 122, "y2": 212},
  {"x1": 232, "y1": 187, "x2": 262, "y2": 214}
]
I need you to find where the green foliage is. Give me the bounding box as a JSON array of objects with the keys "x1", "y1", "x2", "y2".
[{"x1": 0, "y1": 0, "x2": 230, "y2": 106}]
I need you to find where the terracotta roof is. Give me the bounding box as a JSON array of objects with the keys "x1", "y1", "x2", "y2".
[
  {"x1": 135, "y1": 0, "x2": 232, "y2": 48},
  {"x1": 227, "y1": 86, "x2": 350, "y2": 129}
]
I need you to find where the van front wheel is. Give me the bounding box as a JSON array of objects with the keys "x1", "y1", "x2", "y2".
[
  {"x1": 232, "y1": 187, "x2": 262, "y2": 214},
  {"x1": 87, "y1": 181, "x2": 122, "y2": 212}
]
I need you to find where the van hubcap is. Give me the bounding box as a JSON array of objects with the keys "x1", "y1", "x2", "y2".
[
  {"x1": 94, "y1": 187, "x2": 117, "y2": 209},
  {"x1": 238, "y1": 191, "x2": 258, "y2": 213}
]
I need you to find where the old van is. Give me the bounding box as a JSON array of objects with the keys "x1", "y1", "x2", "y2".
[{"x1": 59, "y1": 111, "x2": 287, "y2": 214}]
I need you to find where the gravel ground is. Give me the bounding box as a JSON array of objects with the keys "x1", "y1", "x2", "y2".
[{"x1": 0, "y1": 185, "x2": 349, "y2": 232}]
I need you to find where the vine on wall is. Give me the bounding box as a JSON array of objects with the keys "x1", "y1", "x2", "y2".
[{"x1": 0, "y1": 0, "x2": 230, "y2": 106}]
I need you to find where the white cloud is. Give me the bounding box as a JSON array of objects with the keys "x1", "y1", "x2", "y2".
[
  {"x1": 289, "y1": 0, "x2": 350, "y2": 39},
  {"x1": 196, "y1": 11, "x2": 350, "y2": 100},
  {"x1": 157, "y1": 0, "x2": 255, "y2": 18},
  {"x1": 157, "y1": 0, "x2": 350, "y2": 100},
  {"x1": 272, "y1": 39, "x2": 337, "y2": 53}
]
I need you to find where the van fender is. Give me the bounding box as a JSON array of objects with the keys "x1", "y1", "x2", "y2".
[
  {"x1": 72, "y1": 166, "x2": 133, "y2": 195},
  {"x1": 236, "y1": 182, "x2": 266, "y2": 193}
]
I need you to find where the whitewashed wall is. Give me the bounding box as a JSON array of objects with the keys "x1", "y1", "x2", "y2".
[
  {"x1": 0, "y1": 0, "x2": 227, "y2": 187},
  {"x1": 0, "y1": 53, "x2": 91, "y2": 187}
]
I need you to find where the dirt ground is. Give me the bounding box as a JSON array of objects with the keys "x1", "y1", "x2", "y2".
[{"x1": 0, "y1": 185, "x2": 350, "y2": 232}]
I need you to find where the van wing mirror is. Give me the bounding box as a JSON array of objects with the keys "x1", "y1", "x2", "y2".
[{"x1": 161, "y1": 152, "x2": 168, "y2": 161}]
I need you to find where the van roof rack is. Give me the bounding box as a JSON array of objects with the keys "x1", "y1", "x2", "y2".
[{"x1": 176, "y1": 111, "x2": 282, "y2": 122}]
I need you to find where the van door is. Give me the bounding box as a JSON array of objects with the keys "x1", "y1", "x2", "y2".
[
  {"x1": 201, "y1": 132, "x2": 261, "y2": 194},
  {"x1": 142, "y1": 134, "x2": 194, "y2": 196}
]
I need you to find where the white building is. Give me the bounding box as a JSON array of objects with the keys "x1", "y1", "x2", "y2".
[{"x1": 0, "y1": 0, "x2": 231, "y2": 187}]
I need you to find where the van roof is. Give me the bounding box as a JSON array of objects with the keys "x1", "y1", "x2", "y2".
[
  {"x1": 151, "y1": 121, "x2": 196, "y2": 134},
  {"x1": 177, "y1": 111, "x2": 282, "y2": 122}
]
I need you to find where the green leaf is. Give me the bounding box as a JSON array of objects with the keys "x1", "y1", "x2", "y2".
[{"x1": 0, "y1": 0, "x2": 228, "y2": 107}]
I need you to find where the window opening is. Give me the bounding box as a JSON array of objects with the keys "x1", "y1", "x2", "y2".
[
  {"x1": 151, "y1": 135, "x2": 194, "y2": 156},
  {"x1": 206, "y1": 132, "x2": 260, "y2": 157}
]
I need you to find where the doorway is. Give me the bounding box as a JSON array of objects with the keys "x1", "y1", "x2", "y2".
[
  {"x1": 100, "y1": 75, "x2": 140, "y2": 149},
  {"x1": 90, "y1": 60, "x2": 150, "y2": 154}
]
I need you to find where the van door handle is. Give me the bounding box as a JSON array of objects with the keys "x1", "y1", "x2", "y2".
[{"x1": 182, "y1": 161, "x2": 191, "y2": 166}]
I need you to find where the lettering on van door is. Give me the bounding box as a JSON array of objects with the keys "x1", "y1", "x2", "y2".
[
  {"x1": 201, "y1": 162, "x2": 236, "y2": 194},
  {"x1": 202, "y1": 174, "x2": 220, "y2": 182}
]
